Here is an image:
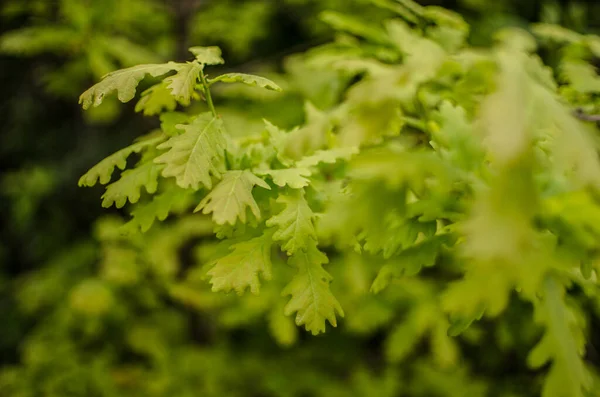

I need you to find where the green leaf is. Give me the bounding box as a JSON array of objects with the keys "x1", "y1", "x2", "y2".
[
  {"x1": 320, "y1": 11, "x2": 390, "y2": 45},
  {"x1": 122, "y1": 187, "x2": 193, "y2": 233},
  {"x1": 261, "y1": 119, "x2": 295, "y2": 166},
  {"x1": 0, "y1": 26, "x2": 77, "y2": 55},
  {"x1": 348, "y1": 148, "x2": 450, "y2": 191},
  {"x1": 268, "y1": 303, "x2": 298, "y2": 347},
  {"x1": 255, "y1": 168, "x2": 311, "y2": 189},
  {"x1": 447, "y1": 311, "x2": 484, "y2": 337},
  {"x1": 338, "y1": 86, "x2": 404, "y2": 147},
  {"x1": 101, "y1": 162, "x2": 163, "y2": 208},
  {"x1": 154, "y1": 113, "x2": 227, "y2": 190},
  {"x1": 395, "y1": 0, "x2": 425, "y2": 17},
  {"x1": 371, "y1": 235, "x2": 451, "y2": 293},
  {"x1": 385, "y1": 315, "x2": 424, "y2": 362},
  {"x1": 98, "y1": 35, "x2": 161, "y2": 66},
  {"x1": 160, "y1": 112, "x2": 190, "y2": 136},
  {"x1": 531, "y1": 23, "x2": 582, "y2": 44},
  {"x1": 282, "y1": 241, "x2": 344, "y2": 335},
  {"x1": 195, "y1": 170, "x2": 271, "y2": 225},
  {"x1": 164, "y1": 61, "x2": 203, "y2": 105},
  {"x1": 527, "y1": 277, "x2": 591, "y2": 397},
  {"x1": 363, "y1": 214, "x2": 437, "y2": 259},
  {"x1": 371, "y1": 0, "x2": 420, "y2": 24},
  {"x1": 386, "y1": 19, "x2": 446, "y2": 72},
  {"x1": 267, "y1": 190, "x2": 317, "y2": 255},
  {"x1": 79, "y1": 62, "x2": 182, "y2": 109},
  {"x1": 79, "y1": 135, "x2": 164, "y2": 187},
  {"x1": 560, "y1": 61, "x2": 600, "y2": 94},
  {"x1": 478, "y1": 50, "x2": 533, "y2": 164},
  {"x1": 135, "y1": 82, "x2": 178, "y2": 116},
  {"x1": 296, "y1": 147, "x2": 359, "y2": 168},
  {"x1": 207, "y1": 231, "x2": 273, "y2": 295},
  {"x1": 282, "y1": 102, "x2": 331, "y2": 160},
  {"x1": 430, "y1": 101, "x2": 482, "y2": 171},
  {"x1": 189, "y1": 46, "x2": 224, "y2": 65},
  {"x1": 210, "y1": 73, "x2": 282, "y2": 91}
]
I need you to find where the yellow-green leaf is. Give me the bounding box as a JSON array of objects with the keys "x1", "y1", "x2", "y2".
[
  {"x1": 195, "y1": 170, "x2": 270, "y2": 225},
  {"x1": 154, "y1": 113, "x2": 227, "y2": 190}
]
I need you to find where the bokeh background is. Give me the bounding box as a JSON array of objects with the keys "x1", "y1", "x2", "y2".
[{"x1": 1, "y1": 1, "x2": 600, "y2": 396}]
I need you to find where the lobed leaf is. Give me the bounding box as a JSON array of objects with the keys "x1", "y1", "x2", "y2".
[
  {"x1": 267, "y1": 190, "x2": 317, "y2": 255},
  {"x1": 164, "y1": 61, "x2": 203, "y2": 105},
  {"x1": 559, "y1": 61, "x2": 600, "y2": 94},
  {"x1": 79, "y1": 62, "x2": 183, "y2": 109},
  {"x1": 189, "y1": 46, "x2": 224, "y2": 65},
  {"x1": 296, "y1": 147, "x2": 359, "y2": 168},
  {"x1": 154, "y1": 113, "x2": 227, "y2": 190},
  {"x1": 122, "y1": 187, "x2": 194, "y2": 233},
  {"x1": 527, "y1": 277, "x2": 591, "y2": 397},
  {"x1": 371, "y1": 234, "x2": 451, "y2": 293},
  {"x1": 195, "y1": 170, "x2": 271, "y2": 225},
  {"x1": 79, "y1": 135, "x2": 164, "y2": 187},
  {"x1": 159, "y1": 112, "x2": 190, "y2": 137},
  {"x1": 207, "y1": 231, "x2": 273, "y2": 295},
  {"x1": 255, "y1": 168, "x2": 311, "y2": 189},
  {"x1": 101, "y1": 162, "x2": 163, "y2": 208},
  {"x1": 210, "y1": 73, "x2": 282, "y2": 91},
  {"x1": 320, "y1": 11, "x2": 390, "y2": 45},
  {"x1": 135, "y1": 82, "x2": 178, "y2": 116},
  {"x1": 282, "y1": 241, "x2": 344, "y2": 335}
]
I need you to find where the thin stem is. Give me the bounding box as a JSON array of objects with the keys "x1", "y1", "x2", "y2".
[{"x1": 199, "y1": 69, "x2": 217, "y2": 118}]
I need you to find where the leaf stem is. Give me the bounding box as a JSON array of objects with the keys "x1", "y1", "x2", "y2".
[{"x1": 199, "y1": 69, "x2": 217, "y2": 118}]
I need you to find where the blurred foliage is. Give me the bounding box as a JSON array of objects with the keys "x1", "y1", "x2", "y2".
[
  {"x1": 3, "y1": 0, "x2": 600, "y2": 397},
  {"x1": 0, "y1": 0, "x2": 172, "y2": 96}
]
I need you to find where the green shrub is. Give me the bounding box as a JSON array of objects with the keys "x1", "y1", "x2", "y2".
[{"x1": 5, "y1": 1, "x2": 600, "y2": 396}]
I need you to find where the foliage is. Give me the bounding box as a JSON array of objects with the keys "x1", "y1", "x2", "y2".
[
  {"x1": 4, "y1": 1, "x2": 600, "y2": 397},
  {"x1": 0, "y1": 0, "x2": 171, "y2": 98}
]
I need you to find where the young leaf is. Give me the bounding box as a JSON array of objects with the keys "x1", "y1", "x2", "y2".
[
  {"x1": 283, "y1": 102, "x2": 331, "y2": 160},
  {"x1": 154, "y1": 113, "x2": 227, "y2": 190},
  {"x1": 531, "y1": 23, "x2": 582, "y2": 44},
  {"x1": 430, "y1": 101, "x2": 482, "y2": 171},
  {"x1": 527, "y1": 277, "x2": 591, "y2": 397},
  {"x1": 267, "y1": 190, "x2": 317, "y2": 255},
  {"x1": 320, "y1": 11, "x2": 390, "y2": 45},
  {"x1": 195, "y1": 170, "x2": 271, "y2": 225},
  {"x1": 0, "y1": 26, "x2": 78, "y2": 55},
  {"x1": 385, "y1": 313, "x2": 425, "y2": 362},
  {"x1": 560, "y1": 61, "x2": 600, "y2": 94},
  {"x1": 210, "y1": 73, "x2": 282, "y2": 91},
  {"x1": 268, "y1": 303, "x2": 299, "y2": 347},
  {"x1": 207, "y1": 231, "x2": 273, "y2": 295},
  {"x1": 296, "y1": 147, "x2": 359, "y2": 168},
  {"x1": 159, "y1": 112, "x2": 190, "y2": 136},
  {"x1": 189, "y1": 46, "x2": 224, "y2": 65},
  {"x1": 371, "y1": 235, "x2": 451, "y2": 293},
  {"x1": 255, "y1": 168, "x2": 311, "y2": 189},
  {"x1": 79, "y1": 135, "x2": 164, "y2": 187},
  {"x1": 101, "y1": 162, "x2": 163, "y2": 208},
  {"x1": 282, "y1": 241, "x2": 344, "y2": 335},
  {"x1": 79, "y1": 62, "x2": 182, "y2": 109},
  {"x1": 164, "y1": 61, "x2": 203, "y2": 105},
  {"x1": 264, "y1": 119, "x2": 295, "y2": 166},
  {"x1": 371, "y1": 0, "x2": 420, "y2": 24},
  {"x1": 122, "y1": 187, "x2": 193, "y2": 233},
  {"x1": 135, "y1": 82, "x2": 178, "y2": 116}
]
